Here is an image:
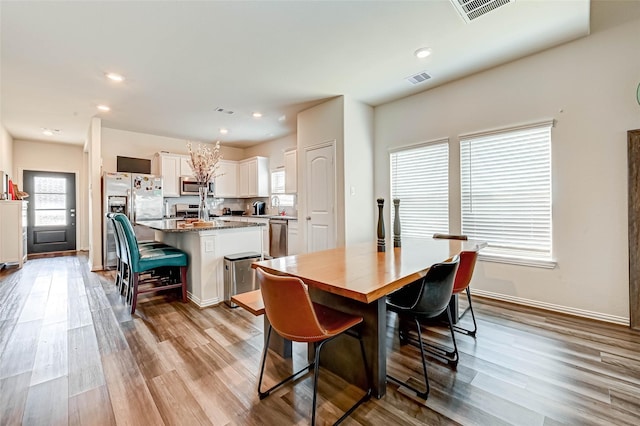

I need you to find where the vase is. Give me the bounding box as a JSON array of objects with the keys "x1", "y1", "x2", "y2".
[
  {"x1": 393, "y1": 198, "x2": 401, "y2": 247},
  {"x1": 377, "y1": 198, "x2": 385, "y2": 252},
  {"x1": 198, "y1": 186, "x2": 209, "y2": 221}
]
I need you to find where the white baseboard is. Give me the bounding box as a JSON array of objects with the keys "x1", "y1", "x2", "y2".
[
  {"x1": 187, "y1": 292, "x2": 220, "y2": 308},
  {"x1": 472, "y1": 289, "x2": 630, "y2": 326}
]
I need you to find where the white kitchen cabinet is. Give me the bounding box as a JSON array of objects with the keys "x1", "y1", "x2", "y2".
[
  {"x1": 247, "y1": 217, "x2": 270, "y2": 256},
  {"x1": 215, "y1": 160, "x2": 238, "y2": 198},
  {"x1": 153, "y1": 153, "x2": 181, "y2": 197},
  {"x1": 238, "y1": 157, "x2": 269, "y2": 197},
  {"x1": 287, "y1": 219, "x2": 299, "y2": 256},
  {"x1": 180, "y1": 156, "x2": 194, "y2": 178},
  {"x1": 238, "y1": 161, "x2": 249, "y2": 197},
  {"x1": 284, "y1": 149, "x2": 297, "y2": 193},
  {"x1": 0, "y1": 201, "x2": 28, "y2": 268}
]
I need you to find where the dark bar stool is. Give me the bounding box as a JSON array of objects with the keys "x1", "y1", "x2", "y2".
[{"x1": 112, "y1": 213, "x2": 188, "y2": 314}]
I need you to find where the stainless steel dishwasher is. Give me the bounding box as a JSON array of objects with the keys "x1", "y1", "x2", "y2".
[{"x1": 269, "y1": 218, "x2": 288, "y2": 258}]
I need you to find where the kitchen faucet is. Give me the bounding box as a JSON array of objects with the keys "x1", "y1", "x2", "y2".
[{"x1": 271, "y1": 195, "x2": 281, "y2": 215}]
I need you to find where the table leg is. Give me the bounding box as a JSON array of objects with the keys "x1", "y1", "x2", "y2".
[
  {"x1": 263, "y1": 316, "x2": 292, "y2": 359},
  {"x1": 308, "y1": 289, "x2": 387, "y2": 398}
]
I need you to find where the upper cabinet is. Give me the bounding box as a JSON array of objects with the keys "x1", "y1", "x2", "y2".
[
  {"x1": 154, "y1": 152, "x2": 267, "y2": 199},
  {"x1": 238, "y1": 157, "x2": 269, "y2": 197},
  {"x1": 284, "y1": 149, "x2": 297, "y2": 193},
  {"x1": 153, "y1": 153, "x2": 181, "y2": 197},
  {"x1": 179, "y1": 156, "x2": 194, "y2": 178},
  {"x1": 215, "y1": 160, "x2": 238, "y2": 198}
]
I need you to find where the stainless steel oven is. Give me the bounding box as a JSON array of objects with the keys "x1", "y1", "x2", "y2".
[{"x1": 180, "y1": 176, "x2": 214, "y2": 195}]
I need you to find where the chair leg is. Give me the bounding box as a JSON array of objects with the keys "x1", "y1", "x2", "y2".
[
  {"x1": 257, "y1": 325, "x2": 314, "y2": 400},
  {"x1": 259, "y1": 327, "x2": 371, "y2": 425},
  {"x1": 387, "y1": 317, "x2": 430, "y2": 399},
  {"x1": 332, "y1": 330, "x2": 372, "y2": 425},
  {"x1": 453, "y1": 287, "x2": 478, "y2": 337},
  {"x1": 130, "y1": 272, "x2": 139, "y2": 314},
  {"x1": 401, "y1": 305, "x2": 460, "y2": 367},
  {"x1": 180, "y1": 266, "x2": 188, "y2": 302},
  {"x1": 115, "y1": 258, "x2": 122, "y2": 287},
  {"x1": 311, "y1": 341, "x2": 323, "y2": 426}
]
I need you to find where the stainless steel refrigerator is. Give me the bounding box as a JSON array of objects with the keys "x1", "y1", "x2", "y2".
[{"x1": 102, "y1": 172, "x2": 163, "y2": 269}]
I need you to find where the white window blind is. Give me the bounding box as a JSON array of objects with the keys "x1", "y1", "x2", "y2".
[
  {"x1": 460, "y1": 121, "x2": 553, "y2": 262},
  {"x1": 271, "y1": 170, "x2": 286, "y2": 194},
  {"x1": 390, "y1": 140, "x2": 449, "y2": 238},
  {"x1": 271, "y1": 170, "x2": 294, "y2": 207}
]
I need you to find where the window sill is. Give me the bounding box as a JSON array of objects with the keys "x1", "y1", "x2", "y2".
[{"x1": 478, "y1": 253, "x2": 557, "y2": 269}]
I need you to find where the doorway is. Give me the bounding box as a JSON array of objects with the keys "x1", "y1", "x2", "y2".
[
  {"x1": 22, "y1": 170, "x2": 77, "y2": 254},
  {"x1": 305, "y1": 142, "x2": 336, "y2": 253}
]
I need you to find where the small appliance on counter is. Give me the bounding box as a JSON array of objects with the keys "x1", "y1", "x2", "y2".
[
  {"x1": 252, "y1": 201, "x2": 266, "y2": 215},
  {"x1": 175, "y1": 203, "x2": 199, "y2": 218},
  {"x1": 222, "y1": 207, "x2": 231, "y2": 215}
]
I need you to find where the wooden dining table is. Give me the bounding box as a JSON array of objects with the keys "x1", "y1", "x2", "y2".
[{"x1": 252, "y1": 237, "x2": 485, "y2": 398}]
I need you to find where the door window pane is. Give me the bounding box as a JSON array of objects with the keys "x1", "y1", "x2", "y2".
[
  {"x1": 34, "y1": 193, "x2": 66, "y2": 209},
  {"x1": 35, "y1": 210, "x2": 67, "y2": 226},
  {"x1": 34, "y1": 177, "x2": 66, "y2": 194}
]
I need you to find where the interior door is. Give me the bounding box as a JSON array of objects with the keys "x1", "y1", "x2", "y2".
[
  {"x1": 305, "y1": 143, "x2": 336, "y2": 253},
  {"x1": 23, "y1": 170, "x2": 76, "y2": 253}
]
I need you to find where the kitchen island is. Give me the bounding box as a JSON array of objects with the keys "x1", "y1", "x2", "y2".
[{"x1": 137, "y1": 219, "x2": 265, "y2": 307}]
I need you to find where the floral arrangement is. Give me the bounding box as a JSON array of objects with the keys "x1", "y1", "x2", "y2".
[{"x1": 186, "y1": 141, "x2": 223, "y2": 185}]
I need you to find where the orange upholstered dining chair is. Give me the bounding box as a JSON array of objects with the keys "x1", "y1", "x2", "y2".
[
  {"x1": 433, "y1": 233, "x2": 479, "y2": 336},
  {"x1": 256, "y1": 267, "x2": 371, "y2": 426}
]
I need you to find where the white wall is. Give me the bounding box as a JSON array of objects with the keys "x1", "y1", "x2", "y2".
[
  {"x1": 244, "y1": 133, "x2": 296, "y2": 170},
  {"x1": 297, "y1": 97, "x2": 344, "y2": 249},
  {"x1": 0, "y1": 125, "x2": 13, "y2": 178},
  {"x1": 373, "y1": 2, "x2": 640, "y2": 322},
  {"x1": 343, "y1": 97, "x2": 375, "y2": 245},
  {"x1": 13, "y1": 139, "x2": 88, "y2": 250},
  {"x1": 88, "y1": 117, "x2": 102, "y2": 270},
  {"x1": 101, "y1": 127, "x2": 245, "y2": 173}
]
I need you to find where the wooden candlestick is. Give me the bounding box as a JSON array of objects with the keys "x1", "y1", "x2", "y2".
[
  {"x1": 377, "y1": 198, "x2": 385, "y2": 252},
  {"x1": 393, "y1": 198, "x2": 401, "y2": 247}
]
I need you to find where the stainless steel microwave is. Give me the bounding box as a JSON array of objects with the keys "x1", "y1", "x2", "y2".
[{"x1": 180, "y1": 176, "x2": 214, "y2": 195}]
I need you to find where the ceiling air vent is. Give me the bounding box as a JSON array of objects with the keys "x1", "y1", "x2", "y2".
[
  {"x1": 406, "y1": 71, "x2": 432, "y2": 85},
  {"x1": 449, "y1": 0, "x2": 514, "y2": 23}
]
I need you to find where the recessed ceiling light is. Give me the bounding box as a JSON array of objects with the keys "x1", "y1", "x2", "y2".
[
  {"x1": 252, "y1": 112, "x2": 263, "y2": 118},
  {"x1": 97, "y1": 105, "x2": 111, "y2": 112},
  {"x1": 278, "y1": 115, "x2": 286, "y2": 122},
  {"x1": 414, "y1": 47, "x2": 432, "y2": 59},
  {"x1": 106, "y1": 72, "x2": 124, "y2": 82},
  {"x1": 219, "y1": 128, "x2": 229, "y2": 134},
  {"x1": 41, "y1": 128, "x2": 60, "y2": 136}
]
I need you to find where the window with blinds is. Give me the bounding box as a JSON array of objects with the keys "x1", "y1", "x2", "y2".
[
  {"x1": 271, "y1": 170, "x2": 294, "y2": 207},
  {"x1": 390, "y1": 139, "x2": 449, "y2": 238},
  {"x1": 460, "y1": 120, "x2": 553, "y2": 264}
]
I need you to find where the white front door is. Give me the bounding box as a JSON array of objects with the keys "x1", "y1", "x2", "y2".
[{"x1": 305, "y1": 142, "x2": 336, "y2": 253}]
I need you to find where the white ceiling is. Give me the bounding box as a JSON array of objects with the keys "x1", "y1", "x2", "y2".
[{"x1": 1, "y1": 0, "x2": 590, "y2": 148}]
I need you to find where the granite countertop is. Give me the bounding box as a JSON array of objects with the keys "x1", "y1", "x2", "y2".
[
  {"x1": 137, "y1": 219, "x2": 266, "y2": 233},
  {"x1": 243, "y1": 214, "x2": 298, "y2": 221}
]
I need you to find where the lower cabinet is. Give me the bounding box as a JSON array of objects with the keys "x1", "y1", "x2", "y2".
[
  {"x1": 0, "y1": 201, "x2": 28, "y2": 268},
  {"x1": 287, "y1": 220, "x2": 299, "y2": 256},
  {"x1": 221, "y1": 217, "x2": 270, "y2": 256}
]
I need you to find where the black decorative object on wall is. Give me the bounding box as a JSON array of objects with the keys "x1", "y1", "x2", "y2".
[
  {"x1": 393, "y1": 198, "x2": 401, "y2": 247},
  {"x1": 377, "y1": 198, "x2": 385, "y2": 252}
]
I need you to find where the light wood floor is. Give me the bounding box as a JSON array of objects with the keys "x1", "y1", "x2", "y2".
[{"x1": 1, "y1": 255, "x2": 640, "y2": 425}]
